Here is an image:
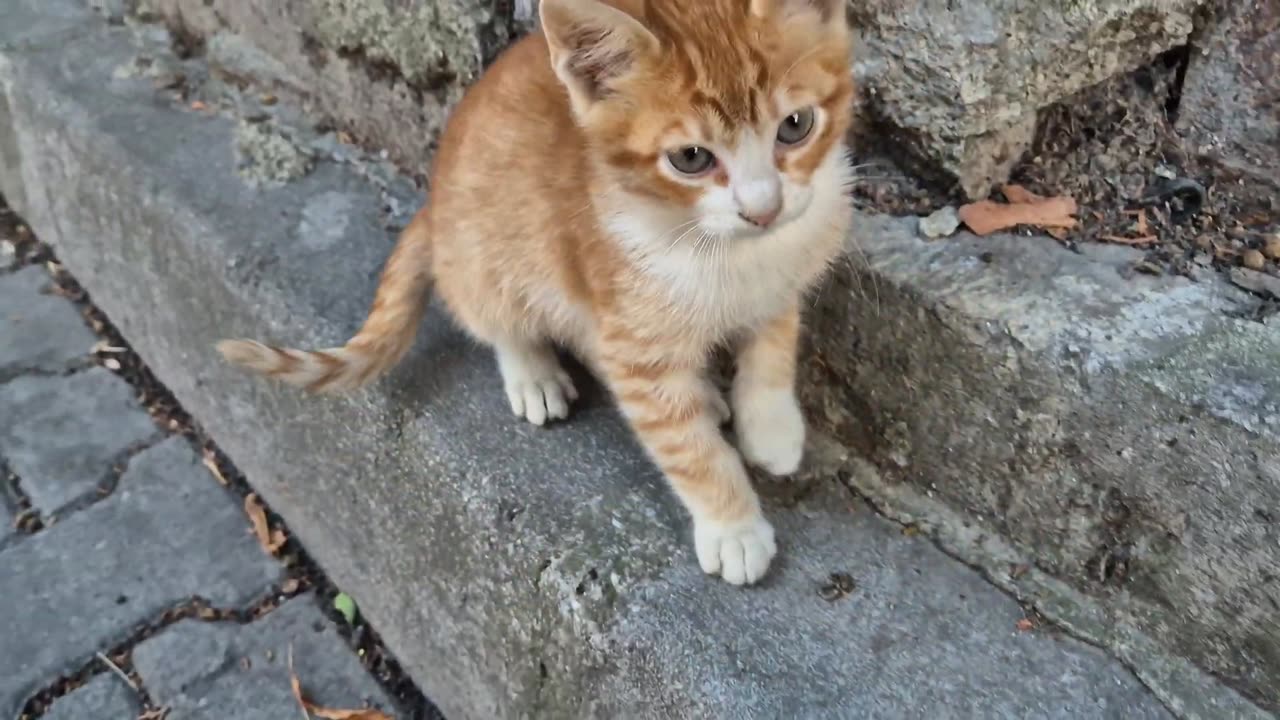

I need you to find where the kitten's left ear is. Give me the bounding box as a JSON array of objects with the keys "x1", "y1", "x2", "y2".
[
  {"x1": 540, "y1": 0, "x2": 659, "y2": 117},
  {"x1": 751, "y1": 0, "x2": 847, "y2": 28}
]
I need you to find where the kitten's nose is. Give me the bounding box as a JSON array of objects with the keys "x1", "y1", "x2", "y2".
[
  {"x1": 734, "y1": 177, "x2": 783, "y2": 229},
  {"x1": 739, "y1": 204, "x2": 781, "y2": 228}
]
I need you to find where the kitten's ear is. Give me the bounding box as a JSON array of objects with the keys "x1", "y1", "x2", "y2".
[
  {"x1": 539, "y1": 0, "x2": 658, "y2": 116},
  {"x1": 751, "y1": 0, "x2": 847, "y2": 27}
]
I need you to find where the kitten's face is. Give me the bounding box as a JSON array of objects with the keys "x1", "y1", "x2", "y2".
[{"x1": 543, "y1": 0, "x2": 852, "y2": 245}]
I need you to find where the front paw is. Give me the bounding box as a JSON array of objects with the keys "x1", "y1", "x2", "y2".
[
  {"x1": 733, "y1": 388, "x2": 805, "y2": 476},
  {"x1": 694, "y1": 511, "x2": 776, "y2": 585}
]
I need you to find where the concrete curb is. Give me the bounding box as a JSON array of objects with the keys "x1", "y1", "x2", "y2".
[
  {"x1": 0, "y1": 2, "x2": 1269, "y2": 718},
  {"x1": 803, "y1": 214, "x2": 1280, "y2": 712}
]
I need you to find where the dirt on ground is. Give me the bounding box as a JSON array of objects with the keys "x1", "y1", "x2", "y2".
[{"x1": 848, "y1": 49, "x2": 1279, "y2": 316}]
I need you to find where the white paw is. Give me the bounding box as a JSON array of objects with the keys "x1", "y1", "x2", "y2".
[
  {"x1": 495, "y1": 343, "x2": 578, "y2": 426},
  {"x1": 733, "y1": 388, "x2": 805, "y2": 476},
  {"x1": 694, "y1": 512, "x2": 777, "y2": 585},
  {"x1": 702, "y1": 379, "x2": 731, "y2": 425}
]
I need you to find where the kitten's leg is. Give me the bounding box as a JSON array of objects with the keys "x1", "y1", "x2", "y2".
[
  {"x1": 601, "y1": 349, "x2": 775, "y2": 585},
  {"x1": 494, "y1": 338, "x2": 578, "y2": 426},
  {"x1": 732, "y1": 305, "x2": 805, "y2": 476}
]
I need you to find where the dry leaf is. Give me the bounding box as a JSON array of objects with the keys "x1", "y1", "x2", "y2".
[
  {"x1": 1135, "y1": 209, "x2": 1149, "y2": 236},
  {"x1": 290, "y1": 646, "x2": 393, "y2": 720},
  {"x1": 958, "y1": 195, "x2": 1078, "y2": 236},
  {"x1": 190, "y1": 100, "x2": 208, "y2": 111},
  {"x1": 289, "y1": 646, "x2": 308, "y2": 720},
  {"x1": 1000, "y1": 184, "x2": 1044, "y2": 204},
  {"x1": 310, "y1": 708, "x2": 394, "y2": 720},
  {"x1": 244, "y1": 493, "x2": 286, "y2": 554},
  {"x1": 1015, "y1": 618, "x2": 1035, "y2": 632},
  {"x1": 202, "y1": 451, "x2": 228, "y2": 486},
  {"x1": 1099, "y1": 234, "x2": 1157, "y2": 246}
]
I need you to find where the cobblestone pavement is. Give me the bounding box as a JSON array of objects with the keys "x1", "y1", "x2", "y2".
[{"x1": 1, "y1": 225, "x2": 437, "y2": 717}]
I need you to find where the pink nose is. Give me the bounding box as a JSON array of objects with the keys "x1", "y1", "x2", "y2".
[{"x1": 739, "y1": 205, "x2": 781, "y2": 228}]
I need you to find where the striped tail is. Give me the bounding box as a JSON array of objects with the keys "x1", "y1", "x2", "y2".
[{"x1": 217, "y1": 208, "x2": 433, "y2": 394}]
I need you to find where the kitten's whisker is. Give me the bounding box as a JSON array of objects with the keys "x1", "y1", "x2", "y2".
[{"x1": 663, "y1": 220, "x2": 702, "y2": 252}]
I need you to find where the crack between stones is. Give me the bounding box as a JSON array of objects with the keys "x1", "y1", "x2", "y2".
[
  {"x1": 0, "y1": 459, "x2": 40, "y2": 548},
  {"x1": 14, "y1": 587, "x2": 300, "y2": 719},
  {"x1": 3, "y1": 211, "x2": 437, "y2": 717},
  {"x1": 825, "y1": 451, "x2": 1263, "y2": 720},
  {"x1": 0, "y1": 358, "x2": 97, "y2": 387}
]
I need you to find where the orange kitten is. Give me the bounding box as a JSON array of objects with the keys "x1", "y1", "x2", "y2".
[{"x1": 218, "y1": 0, "x2": 854, "y2": 585}]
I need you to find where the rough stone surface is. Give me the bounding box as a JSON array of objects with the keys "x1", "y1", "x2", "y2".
[
  {"x1": 42, "y1": 675, "x2": 141, "y2": 720},
  {"x1": 0, "y1": 496, "x2": 13, "y2": 545},
  {"x1": 133, "y1": 596, "x2": 396, "y2": 719},
  {"x1": 0, "y1": 438, "x2": 282, "y2": 717},
  {"x1": 1, "y1": 4, "x2": 1261, "y2": 718},
  {"x1": 139, "y1": 0, "x2": 530, "y2": 176},
  {"x1": 850, "y1": 0, "x2": 1201, "y2": 196},
  {"x1": 803, "y1": 213, "x2": 1280, "y2": 711},
  {"x1": 1176, "y1": 0, "x2": 1280, "y2": 184},
  {"x1": 0, "y1": 368, "x2": 159, "y2": 514},
  {"x1": 0, "y1": 265, "x2": 95, "y2": 377},
  {"x1": 0, "y1": 222, "x2": 419, "y2": 716},
  {"x1": 138, "y1": 0, "x2": 1201, "y2": 197}
]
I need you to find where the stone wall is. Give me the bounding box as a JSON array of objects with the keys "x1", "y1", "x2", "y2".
[{"x1": 137, "y1": 0, "x2": 1204, "y2": 197}]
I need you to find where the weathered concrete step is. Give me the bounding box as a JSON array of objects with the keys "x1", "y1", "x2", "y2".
[{"x1": 0, "y1": 2, "x2": 1265, "y2": 719}]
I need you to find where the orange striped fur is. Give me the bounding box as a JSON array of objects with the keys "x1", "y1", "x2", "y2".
[{"x1": 218, "y1": 0, "x2": 854, "y2": 585}]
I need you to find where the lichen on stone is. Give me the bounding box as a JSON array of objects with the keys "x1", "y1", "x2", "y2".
[
  {"x1": 234, "y1": 120, "x2": 314, "y2": 187},
  {"x1": 310, "y1": 0, "x2": 505, "y2": 89}
]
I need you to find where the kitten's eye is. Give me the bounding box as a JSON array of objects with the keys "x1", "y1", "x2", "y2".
[
  {"x1": 777, "y1": 107, "x2": 815, "y2": 145},
  {"x1": 666, "y1": 146, "x2": 716, "y2": 175}
]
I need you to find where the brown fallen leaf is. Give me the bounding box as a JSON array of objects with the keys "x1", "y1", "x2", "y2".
[
  {"x1": 244, "y1": 493, "x2": 286, "y2": 554},
  {"x1": 1000, "y1": 184, "x2": 1044, "y2": 204},
  {"x1": 1015, "y1": 618, "x2": 1035, "y2": 632},
  {"x1": 202, "y1": 451, "x2": 228, "y2": 486},
  {"x1": 958, "y1": 194, "x2": 1078, "y2": 236},
  {"x1": 290, "y1": 645, "x2": 393, "y2": 720},
  {"x1": 1099, "y1": 234, "x2": 1158, "y2": 246},
  {"x1": 309, "y1": 708, "x2": 394, "y2": 720},
  {"x1": 190, "y1": 100, "x2": 208, "y2": 111},
  {"x1": 1136, "y1": 209, "x2": 1149, "y2": 236}
]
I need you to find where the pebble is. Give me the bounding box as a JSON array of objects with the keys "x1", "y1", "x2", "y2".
[
  {"x1": 1263, "y1": 235, "x2": 1280, "y2": 260},
  {"x1": 918, "y1": 206, "x2": 961, "y2": 239},
  {"x1": 1243, "y1": 249, "x2": 1267, "y2": 271}
]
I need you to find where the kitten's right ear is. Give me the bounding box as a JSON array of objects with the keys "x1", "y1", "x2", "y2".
[{"x1": 539, "y1": 0, "x2": 658, "y2": 116}]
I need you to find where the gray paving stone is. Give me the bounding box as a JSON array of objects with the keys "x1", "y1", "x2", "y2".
[
  {"x1": 0, "y1": 265, "x2": 96, "y2": 377},
  {"x1": 0, "y1": 437, "x2": 282, "y2": 718},
  {"x1": 133, "y1": 596, "x2": 396, "y2": 720},
  {"x1": 43, "y1": 674, "x2": 140, "y2": 720},
  {"x1": 0, "y1": 500, "x2": 13, "y2": 545},
  {"x1": 0, "y1": 366, "x2": 158, "y2": 513}
]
